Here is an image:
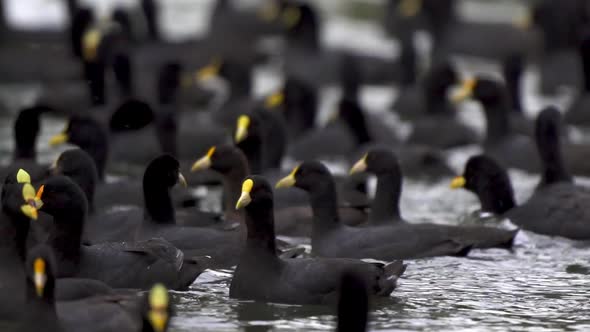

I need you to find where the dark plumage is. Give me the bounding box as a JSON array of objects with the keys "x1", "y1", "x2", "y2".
[
  {"x1": 0, "y1": 106, "x2": 52, "y2": 183},
  {"x1": 454, "y1": 76, "x2": 540, "y2": 173},
  {"x1": 350, "y1": 149, "x2": 517, "y2": 250},
  {"x1": 275, "y1": 161, "x2": 473, "y2": 259},
  {"x1": 336, "y1": 272, "x2": 369, "y2": 332},
  {"x1": 454, "y1": 111, "x2": 590, "y2": 240},
  {"x1": 153, "y1": 62, "x2": 229, "y2": 165},
  {"x1": 565, "y1": 33, "x2": 590, "y2": 127},
  {"x1": 37, "y1": 175, "x2": 207, "y2": 290},
  {"x1": 0, "y1": 173, "x2": 31, "y2": 320},
  {"x1": 277, "y1": 77, "x2": 318, "y2": 139},
  {"x1": 232, "y1": 108, "x2": 369, "y2": 211},
  {"x1": 20, "y1": 245, "x2": 62, "y2": 332},
  {"x1": 394, "y1": 60, "x2": 479, "y2": 149},
  {"x1": 230, "y1": 175, "x2": 405, "y2": 305},
  {"x1": 288, "y1": 55, "x2": 399, "y2": 161},
  {"x1": 190, "y1": 145, "x2": 366, "y2": 237},
  {"x1": 48, "y1": 112, "x2": 193, "y2": 210},
  {"x1": 196, "y1": 58, "x2": 258, "y2": 129},
  {"x1": 501, "y1": 54, "x2": 534, "y2": 137},
  {"x1": 136, "y1": 155, "x2": 243, "y2": 268},
  {"x1": 0, "y1": 1, "x2": 84, "y2": 85},
  {"x1": 385, "y1": 0, "x2": 540, "y2": 61},
  {"x1": 234, "y1": 109, "x2": 287, "y2": 174},
  {"x1": 278, "y1": 2, "x2": 401, "y2": 87},
  {"x1": 533, "y1": 0, "x2": 588, "y2": 94},
  {"x1": 22, "y1": 245, "x2": 174, "y2": 332}
]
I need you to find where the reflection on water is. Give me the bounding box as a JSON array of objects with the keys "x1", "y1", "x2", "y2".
[
  {"x1": 168, "y1": 235, "x2": 590, "y2": 331},
  {"x1": 1, "y1": 0, "x2": 590, "y2": 331}
]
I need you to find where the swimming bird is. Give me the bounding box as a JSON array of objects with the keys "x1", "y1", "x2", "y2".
[
  {"x1": 190, "y1": 145, "x2": 366, "y2": 237},
  {"x1": 29, "y1": 175, "x2": 207, "y2": 290},
  {"x1": 20, "y1": 244, "x2": 142, "y2": 332},
  {"x1": 349, "y1": 149, "x2": 517, "y2": 249},
  {"x1": 48, "y1": 105, "x2": 195, "y2": 209},
  {"x1": 195, "y1": 57, "x2": 258, "y2": 129},
  {"x1": 453, "y1": 75, "x2": 540, "y2": 173},
  {"x1": 288, "y1": 55, "x2": 400, "y2": 162},
  {"x1": 394, "y1": 60, "x2": 479, "y2": 149},
  {"x1": 136, "y1": 155, "x2": 244, "y2": 268},
  {"x1": 384, "y1": 0, "x2": 540, "y2": 61},
  {"x1": 275, "y1": 161, "x2": 473, "y2": 259},
  {"x1": 230, "y1": 175, "x2": 405, "y2": 305},
  {"x1": 0, "y1": 105, "x2": 52, "y2": 184},
  {"x1": 0, "y1": 171, "x2": 34, "y2": 320},
  {"x1": 529, "y1": 0, "x2": 587, "y2": 94},
  {"x1": 452, "y1": 109, "x2": 590, "y2": 240},
  {"x1": 271, "y1": 77, "x2": 318, "y2": 140}
]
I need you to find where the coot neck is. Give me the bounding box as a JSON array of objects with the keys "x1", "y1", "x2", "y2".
[
  {"x1": 226, "y1": 68, "x2": 252, "y2": 98},
  {"x1": 83, "y1": 61, "x2": 107, "y2": 107},
  {"x1": 48, "y1": 210, "x2": 84, "y2": 276},
  {"x1": 155, "y1": 109, "x2": 178, "y2": 158},
  {"x1": 0, "y1": 211, "x2": 29, "y2": 263},
  {"x1": 288, "y1": 12, "x2": 319, "y2": 51},
  {"x1": 477, "y1": 181, "x2": 516, "y2": 215},
  {"x1": 505, "y1": 70, "x2": 523, "y2": 114},
  {"x1": 224, "y1": 168, "x2": 249, "y2": 223},
  {"x1": 77, "y1": 132, "x2": 109, "y2": 182},
  {"x1": 536, "y1": 123, "x2": 572, "y2": 188},
  {"x1": 482, "y1": 98, "x2": 512, "y2": 145},
  {"x1": 238, "y1": 137, "x2": 263, "y2": 174},
  {"x1": 581, "y1": 40, "x2": 590, "y2": 93},
  {"x1": 141, "y1": 0, "x2": 160, "y2": 41},
  {"x1": 309, "y1": 180, "x2": 341, "y2": 235},
  {"x1": 13, "y1": 145, "x2": 35, "y2": 161},
  {"x1": 340, "y1": 98, "x2": 371, "y2": 146},
  {"x1": 243, "y1": 200, "x2": 278, "y2": 258},
  {"x1": 113, "y1": 53, "x2": 134, "y2": 99},
  {"x1": 424, "y1": 82, "x2": 454, "y2": 116},
  {"x1": 399, "y1": 35, "x2": 417, "y2": 87},
  {"x1": 369, "y1": 171, "x2": 403, "y2": 225},
  {"x1": 143, "y1": 177, "x2": 175, "y2": 225}
]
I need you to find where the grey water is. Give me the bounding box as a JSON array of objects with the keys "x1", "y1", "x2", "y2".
[{"x1": 1, "y1": 0, "x2": 590, "y2": 331}]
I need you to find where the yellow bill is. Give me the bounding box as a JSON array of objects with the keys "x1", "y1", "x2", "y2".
[
  {"x1": 265, "y1": 92, "x2": 285, "y2": 109},
  {"x1": 452, "y1": 78, "x2": 477, "y2": 103},
  {"x1": 196, "y1": 59, "x2": 222, "y2": 82},
  {"x1": 191, "y1": 146, "x2": 215, "y2": 172},
  {"x1": 48, "y1": 132, "x2": 68, "y2": 146},
  {"x1": 235, "y1": 179, "x2": 254, "y2": 210},
  {"x1": 450, "y1": 176, "x2": 466, "y2": 189},
  {"x1": 349, "y1": 154, "x2": 368, "y2": 175},
  {"x1": 82, "y1": 28, "x2": 102, "y2": 62},
  {"x1": 235, "y1": 115, "x2": 250, "y2": 143},
  {"x1": 275, "y1": 165, "x2": 299, "y2": 189}
]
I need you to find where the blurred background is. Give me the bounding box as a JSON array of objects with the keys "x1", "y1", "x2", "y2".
[{"x1": 2, "y1": 1, "x2": 590, "y2": 331}]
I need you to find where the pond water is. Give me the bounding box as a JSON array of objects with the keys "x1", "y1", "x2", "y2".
[{"x1": 1, "y1": 1, "x2": 589, "y2": 331}]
